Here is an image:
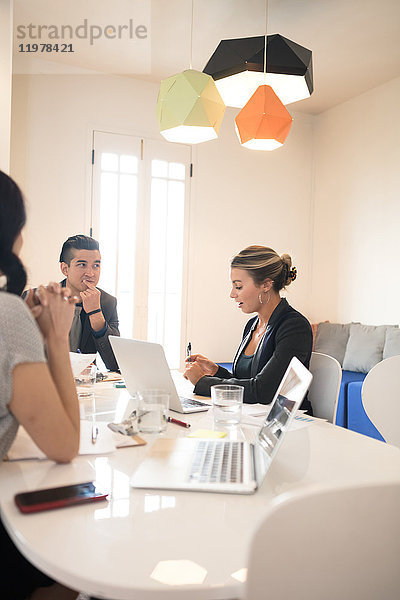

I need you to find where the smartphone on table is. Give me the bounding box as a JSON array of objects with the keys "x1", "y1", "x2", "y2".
[{"x1": 14, "y1": 481, "x2": 108, "y2": 514}]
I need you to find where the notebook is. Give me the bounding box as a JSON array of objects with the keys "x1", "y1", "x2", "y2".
[
  {"x1": 130, "y1": 356, "x2": 312, "y2": 494},
  {"x1": 109, "y1": 337, "x2": 210, "y2": 413}
]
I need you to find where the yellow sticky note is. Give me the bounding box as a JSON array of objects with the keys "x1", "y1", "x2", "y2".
[{"x1": 188, "y1": 429, "x2": 227, "y2": 439}]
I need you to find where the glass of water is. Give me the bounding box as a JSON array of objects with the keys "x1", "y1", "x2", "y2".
[
  {"x1": 75, "y1": 364, "x2": 96, "y2": 400},
  {"x1": 137, "y1": 390, "x2": 169, "y2": 433},
  {"x1": 211, "y1": 384, "x2": 244, "y2": 426}
]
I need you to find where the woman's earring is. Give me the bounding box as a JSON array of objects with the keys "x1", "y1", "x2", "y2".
[{"x1": 259, "y1": 291, "x2": 270, "y2": 304}]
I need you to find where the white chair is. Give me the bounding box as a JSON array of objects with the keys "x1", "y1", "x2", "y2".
[
  {"x1": 245, "y1": 481, "x2": 400, "y2": 600},
  {"x1": 308, "y1": 351, "x2": 342, "y2": 422},
  {"x1": 361, "y1": 355, "x2": 400, "y2": 447}
]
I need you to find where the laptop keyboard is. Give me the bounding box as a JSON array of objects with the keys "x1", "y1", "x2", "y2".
[
  {"x1": 179, "y1": 396, "x2": 209, "y2": 408},
  {"x1": 188, "y1": 440, "x2": 244, "y2": 484}
]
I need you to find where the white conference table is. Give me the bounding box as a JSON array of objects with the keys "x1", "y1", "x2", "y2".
[{"x1": 1, "y1": 374, "x2": 400, "y2": 600}]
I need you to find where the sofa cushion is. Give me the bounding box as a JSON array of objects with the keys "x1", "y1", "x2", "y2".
[
  {"x1": 383, "y1": 327, "x2": 400, "y2": 360},
  {"x1": 343, "y1": 324, "x2": 387, "y2": 373},
  {"x1": 314, "y1": 322, "x2": 351, "y2": 366}
]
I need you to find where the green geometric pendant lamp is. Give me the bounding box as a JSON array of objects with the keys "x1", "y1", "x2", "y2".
[
  {"x1": 156, "y1": 69, "x2": 226, "y2": 144},
  {"x1": 156, "y1": 0, "x2": 225, "y2": 144}
]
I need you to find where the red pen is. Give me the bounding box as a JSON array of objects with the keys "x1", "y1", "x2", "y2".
[{"x1": 167, "y1": 416, "x2": 191, "y2": 428}]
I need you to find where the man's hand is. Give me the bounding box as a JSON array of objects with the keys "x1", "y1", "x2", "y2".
[{"x1": 80, "y1": 283, "x2": 101, "y2": 314}]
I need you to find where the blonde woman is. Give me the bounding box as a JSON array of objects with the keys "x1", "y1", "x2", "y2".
[{"x1": 184, "y1": 245, "x2": 313, "y2": 413}]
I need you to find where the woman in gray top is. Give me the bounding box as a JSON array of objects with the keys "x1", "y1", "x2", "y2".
[
  {"x1": 0, "y1": 171, "x2": 80, "y2": 599},
  {"x1": 184, "y1": 245, "x2": 313, "y2": 413}
]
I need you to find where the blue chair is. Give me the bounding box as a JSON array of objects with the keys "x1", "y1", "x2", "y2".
[
  {"x1": 335, "y1": 370, "x2": 366, "y2": 427},
  {"x1": 347, "y1": 380, "x2": 384, "y2": 441}
]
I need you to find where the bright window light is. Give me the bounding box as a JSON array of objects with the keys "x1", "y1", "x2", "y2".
[
  {"x1": 148, "y1": 161, "x2": 185, "y2": 368},
  {"x1": 99, "y1": 154, "x2": 137, "y2": 338}
]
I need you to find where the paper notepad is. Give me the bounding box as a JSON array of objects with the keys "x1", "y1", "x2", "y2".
[{"x1": 7, "y1": 422, "x2": 146, "y2": 461}]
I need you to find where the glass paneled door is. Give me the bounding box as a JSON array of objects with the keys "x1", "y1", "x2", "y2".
[{"x1": 91, "y1": 131, "x2": 190, "y2": 368}]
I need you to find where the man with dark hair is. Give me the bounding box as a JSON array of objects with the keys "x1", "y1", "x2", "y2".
[{"x1": 59, "y1": 234, "x2": 119, "y2": 371}]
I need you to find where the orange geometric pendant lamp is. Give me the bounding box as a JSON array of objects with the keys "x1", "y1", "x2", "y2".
[{"x1": 235, "y1": 84, "x2": 293, "y2": 151}]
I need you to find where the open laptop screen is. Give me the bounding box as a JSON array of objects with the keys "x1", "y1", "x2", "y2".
[{"x1": 258, "y1": 367, "x2": 303, "y2": 459}]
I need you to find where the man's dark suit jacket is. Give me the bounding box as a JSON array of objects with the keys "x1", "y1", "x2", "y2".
[{"x1": 194, "y1": 298, "x2": 313, "y2": 413}]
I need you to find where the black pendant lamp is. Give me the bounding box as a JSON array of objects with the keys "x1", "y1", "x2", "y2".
[{"x1": 203, "y1": 34, "x2": 313, "y2": 108}]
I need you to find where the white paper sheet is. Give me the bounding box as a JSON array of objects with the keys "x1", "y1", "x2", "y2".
[
  {"x1": 69, "y1": 352, "x2": 97, "y2": 377},
  {"x1": 242, "y1": 403, "x2": 269, "y2": 416},
  {"x1": 7, "y1": 421, "x2": 141, "y2": 461}
]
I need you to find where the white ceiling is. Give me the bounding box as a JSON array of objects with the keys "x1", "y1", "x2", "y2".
[{"x1": 13, "y1": 0, "x2": 400, "y2": 114}]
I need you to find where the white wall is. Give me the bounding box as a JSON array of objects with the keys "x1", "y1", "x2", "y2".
[
  {"x1": 310, "y1": 76, "x2": 400, "y2": 325},
  {"x1": 11, "y1": 74, "x2": 160, "y2": 284},
  {"x1": 0, "y1": 0, "x2": 13, "y2": 172},
  {"x1": 10, "y1": 74, "x2": 314, "y2": 362},
  {"x1": 191, "y1": 106, "x2": 314, "y2": 360}
]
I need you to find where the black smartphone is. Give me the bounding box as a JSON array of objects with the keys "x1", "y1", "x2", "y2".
[{"x1": 14, "y1": 481, "x2": 108, "y2": 514}]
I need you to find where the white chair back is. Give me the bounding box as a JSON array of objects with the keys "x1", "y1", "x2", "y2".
[
  {"x1": 362, "y1": 355, "x2": 400, "y2": 447},
  {"x1": 246, "y1": 481, "x2": 400, "y2": 600},
  {"x1": 308, "y1": 351, "x2": 342, "y2": 422}
]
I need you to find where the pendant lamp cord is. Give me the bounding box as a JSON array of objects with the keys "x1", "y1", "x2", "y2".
[
  {"x1": 190, "y1": 0, "x2": 194, "y2": 69},
  {"x1": 264, "y1": 0, "x2": 268, "y2": 83}
]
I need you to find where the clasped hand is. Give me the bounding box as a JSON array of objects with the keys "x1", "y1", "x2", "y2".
[
  {"x1": 25, "y1": 282, "x2": 78, "y2": 342},
  {"x1": 183, "y1": 353, "x2": 218, "y2": 385}
]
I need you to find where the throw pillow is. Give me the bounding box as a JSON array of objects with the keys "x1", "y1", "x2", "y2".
[
  {"x1": 383, "y1": 327, "x2": 400, "y2": 359},
  {"x1": 343, "y1": 324, "x2": 388, "y2": 373},
  {"x1": 314, "y1": 322, "x2": 351, "y2": 366}
]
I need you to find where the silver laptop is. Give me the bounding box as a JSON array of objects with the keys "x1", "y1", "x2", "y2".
[
  {"x1": 130, "y1": 356, "x2": 312, "y2": 494},
  {"x1": 110, "y1": 337, "x2": 210, "y2": 413}
]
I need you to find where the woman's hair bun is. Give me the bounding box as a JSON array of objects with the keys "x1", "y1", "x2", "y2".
[
  {"x1": 280, "y1": 253, "x2": 296, "y2": 286},
  {"x1": 231, "y1": 246, "x2": 297, "y2": 291}
]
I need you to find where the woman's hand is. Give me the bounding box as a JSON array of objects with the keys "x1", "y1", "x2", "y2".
[
  {"x1": 26, "y1": 282, "x2": 78, "y2": 342},
  {"x1": 185, "y1": 354, "x2": 219, "y2": 376},
  {"x1": 183, "y1": 362, "x2": 205, "y2": 385},
  {"x1": 183, "y1": 353, "x2": 219, "y2": 384},
  {"x1": 24, "y1": 288, "x2": 43, "y2": 319}
]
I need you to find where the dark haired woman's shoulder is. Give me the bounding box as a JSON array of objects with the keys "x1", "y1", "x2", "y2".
[
  {"x1": 0, "y1": 290, "x2": 27, "y2": 309},
  {"x1": 0, "y1": 290, "x2": 33, "y2": 321}
]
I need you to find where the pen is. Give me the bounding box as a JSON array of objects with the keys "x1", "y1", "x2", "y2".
[
  {"x1": 168, "y1": 416, "x2": 191, "y2": 428},
  {"x1": 186, "y1": 341, "x2": 191, "y2": 364},
  {"x1": 91, "y1": 425, "x2": 98, "y2": 444}
]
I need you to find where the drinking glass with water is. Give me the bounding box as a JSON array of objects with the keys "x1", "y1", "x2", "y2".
[
  {"x1": 75, "y1": 364, "x2": 97, "y2": 400},
  {"x1": 211, "y1": 384, "x2": 244, "y2": 426},
  {"x1": 137, "y1": 390, "x2": 169, "y2": 433}
]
